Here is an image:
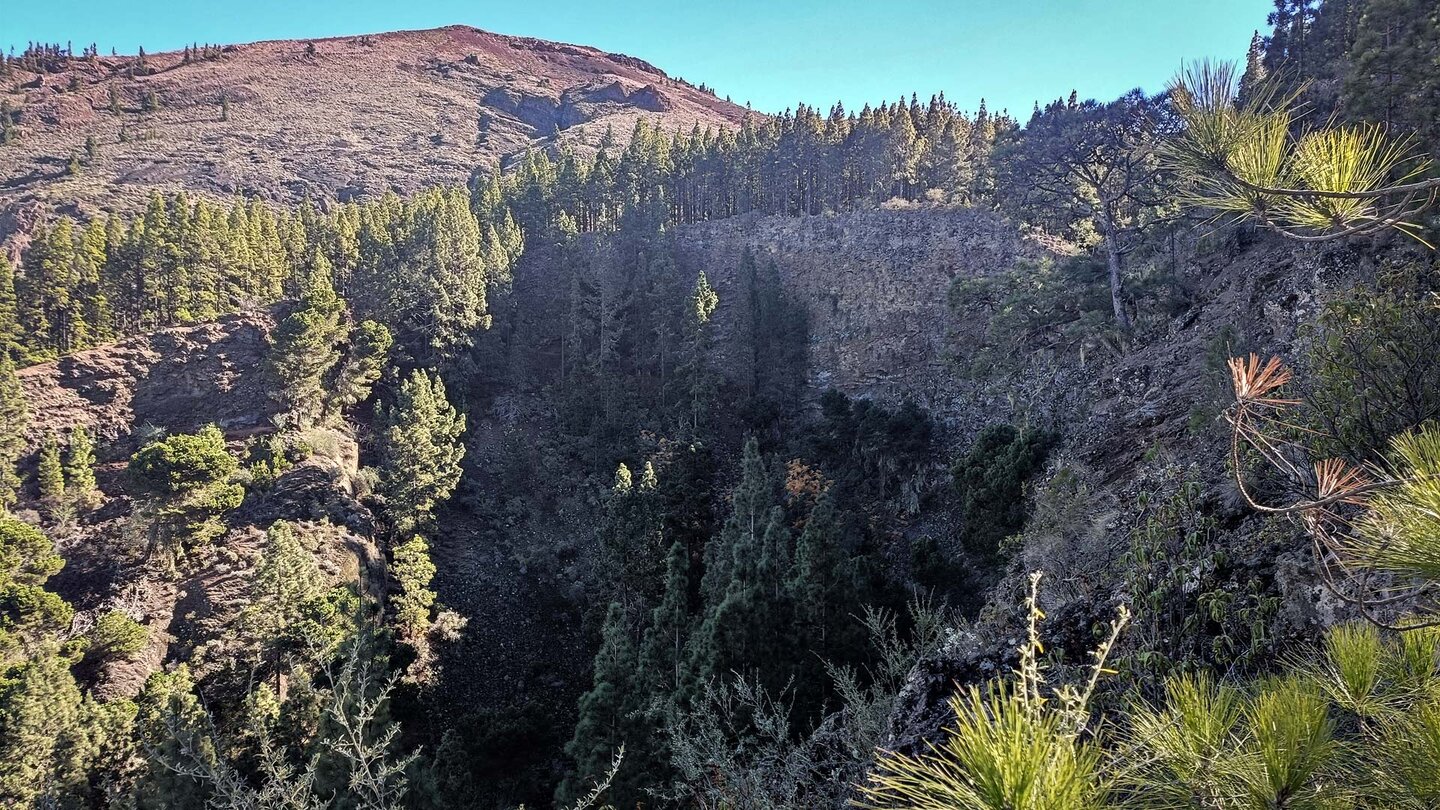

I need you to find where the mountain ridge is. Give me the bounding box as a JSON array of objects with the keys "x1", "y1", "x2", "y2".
[{"x1": 0, "y1": 24, "x2": 753, "y2": 246}]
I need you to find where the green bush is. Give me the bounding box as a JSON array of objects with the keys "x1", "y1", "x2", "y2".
[
  {"x1": 129, "y1": 425, "x2": 237, "y2": 495},
  {"x1": 1303, "y1": 259, "x2": 1440, "y2": 461},
  {"x1": 952, "y1": 424, "x2": 1055, "y2": 557},
  {"x1": 89, "y1": 610, "x2": 147, "y2": 660}
]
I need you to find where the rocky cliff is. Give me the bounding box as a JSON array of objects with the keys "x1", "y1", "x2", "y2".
[
  {"x1": 672, "y1": 208, "x2": 1050, "y2": 415},
  {"x1": 18, "y1": 310, "x2": 278, "y2": 452}
]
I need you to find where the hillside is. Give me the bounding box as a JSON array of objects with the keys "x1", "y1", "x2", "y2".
[
  {"x1": 4, "y1": 1, "x2": 1440, "y2": 807},
  {"x1": 0, "y1": 25, "x2": 752, "y2": 242}
]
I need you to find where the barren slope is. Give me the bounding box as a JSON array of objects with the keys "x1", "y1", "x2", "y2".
[{"x1": 0, "y1": 25, "x2": 752, "y2": 239}]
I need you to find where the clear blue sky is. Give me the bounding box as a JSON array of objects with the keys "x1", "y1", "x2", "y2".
[{"x1": 2, "y1": 0, "x2": 1272, "y2": 116}]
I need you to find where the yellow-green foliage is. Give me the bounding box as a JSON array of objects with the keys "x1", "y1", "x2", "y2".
[
  {"x1": 89, "y1": 610, "x2": 148, "y2": 661},
  {"x1": 862, "y1": 578, "x2": 1440, "y2": 810},
  {"x1": 860, "y1": 683, "x2": 1111, "y2": 810},
  {"x1": 861, "y1": 574, "x2": 1127, "y2": 810},
  {"x1": 1351, "y1": 424, "x2": 1440, "y2": 579},
  {"x1": 391, "y1": 534, "x2": 437, "y2": 643},
  {"x1": 1166, "y1": 60, "x2": 1437, "y2": 243}
]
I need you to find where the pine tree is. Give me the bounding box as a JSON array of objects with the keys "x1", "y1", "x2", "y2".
[
  {"x1": 133, "y1": 665, "x2": 215, "y2": 809},
  {"x1": 378, "y1": 369, "x2": 466, "y2": 534},
  {"x1": 691, "y1": 505, "x2": 793, "y2": 693},
  {"x1": 0, "y1": 645, "x2": 92, "y2": 806},
  {"x1": 599, "y1": 462, "x2": 665, "y2": 612},
  {"x1": 0, "y1": 256, "x2": 18, "y2": 360},
  {"x1": 0, "y1": 517, "x2": 71, "y2": 663},
  {"x1": 0, "y1": 356, "x2": 25, "y2": 516},
  {"x1": 391, "y1": 534, "x2": 437, "y2": 643},
  {"x1": 64, "y1": 427, "x2": 100, "y2": 511},
  {"x1": 687, "y1": 439, "x2": 798, "y2": 694},
  {"x1": 36, "y1": 432, "x2": 65, "y2": 511},
  {"x1": 241, "y1": 521, "x2": 329, "y2": 689},
  {"x1": 1239, "y1": 30, "x2": 1270, "y2": 106},
  {"x1": 638, "y1": 540, "x2": 691, "y2": 700},
  {"x1": 1343, "y1": 0, "x2": 1440, "y2": 150},
  {"x1": 698, "y1": 437, "x2": 771, "y2": 608},
  {"x1": 681, "y1": 271, "x2": 719, "y2": 433},
  {"x1": 785, "y1": 493, "x2": 859, "y2": 710},
  {"x1": 559, "y1": 602, "x2": 640, "y2": 807},
  {"x1": 328, "y1": 319, "x2": 392, "y2": 415},
  {"x1": 127, "y1": 425, "x2": 244, "y2": 558},
  {"x1": 267, "y1": 252, "x2": 345, "y2": 428}
]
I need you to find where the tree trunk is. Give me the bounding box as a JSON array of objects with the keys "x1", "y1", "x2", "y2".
[{"x1": 1102, "y1": 226, "x2": 1132, "y2": 332}]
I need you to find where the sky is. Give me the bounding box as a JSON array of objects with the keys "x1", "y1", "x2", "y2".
[{"x1": 2, "y1": 0, "x2": 1273, "y2": 116}]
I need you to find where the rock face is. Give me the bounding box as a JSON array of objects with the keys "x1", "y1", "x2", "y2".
[
  {"x1": 17, "y1": 310, "x2": 277, "y2": 452},
  {"x1": 0, "y1": 25, "x2": 752, "y2": 244},
  {"x1": 671, "y1": 208, "x2": 1049, "y2": 415}
]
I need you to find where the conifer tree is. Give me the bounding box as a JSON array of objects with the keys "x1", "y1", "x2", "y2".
[
  {"x1": 240, "y1": 521, "x2": 348, "y2": 689},
  {"x1": 638, "y1": 540, "x2": 691, "y2": 700},
  {"x1": 999, "y1": 91, "x2": 1171, "y2": 331},
  {"x1": 378, "y1": 369, "x2": 466, "y2": 534},
  {"x1": 1239, "y1": 30, "x2": 1270, "y2": 105},
  {"x1": 687, "y1": 439, "x2": 798, "y2": 695},
  {"x1": 36, "y1": 432, "x2": 65, "y2": 511},
  {"x1": 127, "y1": 425, "x2": 244, "y2": 559},
  {"x1": 391, "y1": 534, "x2": 437, "y2": 643},
  {"x1": 0, "y1": 255, "x2": 19, "y2": 360},
  {"x1": 133, "y1": 665, "x2": 215, "y2": 809},
  {"x1": 0, "y1": 517, "x2": 70, "y2": 665},
  {"x1": 0, "y1": 355, "x2": 27, "y2": 514},
  {"x1": 328, "y1": 319, "x2": 392, "y2": 416},
  {"x1": 681, "y1": 271, "x2": 719, "y2": 433},
  {"x1": 0, "y1": 645, "x2": 92, "y2": 806},
  {"x1": 268, "y1": 252, "x2": 345, "y2": 428},
  {"x1": 559, "y1": 601, "x2": 640, "y2": 807},
  {"x1": 1343, "y1": 0, "x2": 1440, "y2": 150},
  {"x1": 698, "y1": 437, "x2": 772, "y2": 609},
  {"x1": 63, "y1": 428, "x2": 100, "y2": 511},
  {"x1": 690, "y1": 505, "x2": 793, "y2": 694},
  {"x1": 788, "y1": 493, "x2": 845, "y2": 648},
  {"x1": 599, "y1": 461, "x2": 665, "y2": 612}
]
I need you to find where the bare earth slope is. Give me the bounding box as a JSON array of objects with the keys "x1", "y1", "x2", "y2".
[{"x1": 0, "y1": 25, "x2": 751, "y2": 240}]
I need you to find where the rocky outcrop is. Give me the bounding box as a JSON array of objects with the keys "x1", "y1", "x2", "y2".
[
  {"x1": 17, "y1": 310, "x2": 277, "y2": 454},
  {"x1": 671, "y1": 207, "x2": 1050, "y2": 417}
]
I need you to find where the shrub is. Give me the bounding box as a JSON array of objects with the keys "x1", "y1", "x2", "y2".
[
  {"x1": 952, "y1": 424, "x2": 1055, "y2": 557},
  {"x1": 1303, "y1": 259, "x2": 1440, "y2": 461},
  {"x1": 129, "y1": 425, "x2": 237, "y2": 496},
  {"x1": 89, "y1": 610, "x2": 147, "y2": 660}
]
